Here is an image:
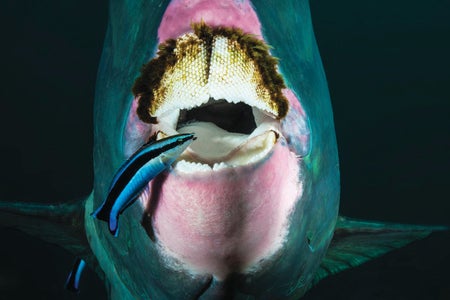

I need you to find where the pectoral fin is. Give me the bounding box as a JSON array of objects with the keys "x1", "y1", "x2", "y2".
[
  {"x1": 313, "y1": 216, "x2": 449, "y2": 284},
  {"x1": 0, "y1": 198, "x2": 92, "y2": 260},
  {"x1": 0, "y1": 195, "x2": 103, "y2": 281}
]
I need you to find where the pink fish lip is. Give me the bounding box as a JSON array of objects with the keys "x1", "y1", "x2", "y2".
[
  {"x1": 158, "y1": 0, "x2": 263, "y2": 42},
  {"x1": 142, "y1": 128, "x2": 301, "y2": 279}
]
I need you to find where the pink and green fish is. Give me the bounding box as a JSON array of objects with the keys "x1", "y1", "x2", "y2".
[{"x1": 1, "y1": 0, "x2": 447, "y2": 299}]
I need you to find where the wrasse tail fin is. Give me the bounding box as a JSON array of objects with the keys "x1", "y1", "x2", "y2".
[
  {"x1": 65, "y1": 258, "x2": 87, "y2": 293},
  {"x1": 91, "y1": 202, "x2": 119, "y2": 236},
  {"x1": 313, "y1": 216, "x2": 449, "y2": 284},
  {"x1": 91, "y1": 204, "x2": 109, "y2": 223}
]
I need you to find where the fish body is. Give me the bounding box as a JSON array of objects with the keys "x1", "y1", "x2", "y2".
[{"x1": 87, "y1": 1, "x2": 339, "y2": 298}]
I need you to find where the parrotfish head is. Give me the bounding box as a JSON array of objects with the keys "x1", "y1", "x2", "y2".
[{"x1": 87, "y1": 1, "x2": 340, "y2": 299}]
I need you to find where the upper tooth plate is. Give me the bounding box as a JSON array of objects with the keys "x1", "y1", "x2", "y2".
[
  {"x1": 154, "y1": 34, "x2": 276, "y2": 117},
  {"x1": 133, "y1": 23, "x2": 288, "y2": 122}
]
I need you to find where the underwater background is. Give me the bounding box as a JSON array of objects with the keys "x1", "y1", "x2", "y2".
[{"x1": 0, "y1": 0, "x2": 449, "y2": 299}]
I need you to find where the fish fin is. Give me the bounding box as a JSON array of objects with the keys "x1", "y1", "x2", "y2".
[
  {"x1": 313, "y1": 216, "x2": 448, "y2": 285},
  {"x1": 0, "y1": 194, "x2": 103, "y2": 278}
]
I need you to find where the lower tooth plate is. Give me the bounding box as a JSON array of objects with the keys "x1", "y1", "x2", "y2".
[{"x1": 177, "y1": 121, "x2": 248, "y2": 160}]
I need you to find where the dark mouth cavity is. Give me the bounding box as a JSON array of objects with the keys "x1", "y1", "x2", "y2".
[{"x1": 177, "y1": 98, "x2": 257, "y2": 134}]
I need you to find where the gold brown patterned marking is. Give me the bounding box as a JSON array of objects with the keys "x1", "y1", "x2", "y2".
[{"x1": 133, "y1": 22, "x2": 288, "y2": 123}]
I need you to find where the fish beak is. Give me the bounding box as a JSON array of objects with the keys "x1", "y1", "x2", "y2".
[{"x1": 132, "y1": 23, "x2": 288, "y2": 172}]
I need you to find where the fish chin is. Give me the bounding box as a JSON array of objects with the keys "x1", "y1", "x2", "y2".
[{"x1": 143, "y1": 137, "x2": 301, "y2": 280}]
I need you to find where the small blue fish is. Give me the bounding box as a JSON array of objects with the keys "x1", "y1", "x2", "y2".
[
  {"x1": 92, "y1": 133, "x2": 195, "y2": 236},
  {"x1": 64, "y1": 258, "x2": 86, "y2": 293}
]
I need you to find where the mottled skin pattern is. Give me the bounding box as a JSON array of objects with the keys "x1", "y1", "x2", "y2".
[{"x1": 85, "y1": 0, "x2": 339, "y2": 299}]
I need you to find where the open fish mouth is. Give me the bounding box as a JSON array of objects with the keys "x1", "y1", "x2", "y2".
[{"x1": 132, "y1": 23, "x2": 289, "y2": 172}]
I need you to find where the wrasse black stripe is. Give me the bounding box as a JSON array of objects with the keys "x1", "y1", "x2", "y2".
[
  {"x1": 92, "y1": 134, "x2": 195, "y2": 235},
  {"x1": 107, "y1": 142, "x2": 182, "y2": 209},
  {"x1": 111, "y1": 133, "x2": 194, "y2": 188}
]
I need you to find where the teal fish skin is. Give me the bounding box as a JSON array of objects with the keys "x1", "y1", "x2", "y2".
[{"x1": 86, "y1": 0, "x2": 339, "y2": 299}]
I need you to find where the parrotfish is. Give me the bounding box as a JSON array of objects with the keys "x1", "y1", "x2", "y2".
[{"x1": 0, "y1": 1, "x2": 447, "y2": 299}]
